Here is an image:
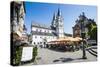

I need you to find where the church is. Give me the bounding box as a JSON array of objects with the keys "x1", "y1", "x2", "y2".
[{"x1": 31, "y1": 9, "x2": 71, "y2": 47}]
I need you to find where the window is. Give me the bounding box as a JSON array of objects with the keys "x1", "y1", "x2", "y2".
[
  {"x1": 36, "y1": 29, "x2": 38, "y2": 32},
  {"x1": 35, "y1": 36, "x2": 37, "y2": 38},
  {"x1": 44, "y1": 42, "x2": 46, "y2": 44},
  {"x1": 60, "y1": 25, "x2": 63, "y2": 27},
  {"x1": 45, "y1": 30, "x2": 46, "y2": 33},
  {"x1": 40, "y1": 42, "x2": 42, "y2": 44},
  {"x1": 40, "y1": 30, "x2": 42, "y2": 32}
]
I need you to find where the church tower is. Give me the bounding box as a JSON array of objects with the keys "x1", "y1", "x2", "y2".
[
  {"x1": 51, "y1": 13, "x2": 56, "y2": 30},
  {"x1": 56, "y1": 8, "x2": 64, "y2": 38}
]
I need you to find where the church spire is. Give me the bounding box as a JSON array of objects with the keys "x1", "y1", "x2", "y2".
[
  {"x1": 53, "y1": 12, "x2": 56, "y2": 20},
  {"x1": 57, "y1": 8, "x2": 61, "y2": 16},
  {"x1": 51, "y1": 12, "x2": 56, "y2": 28}
]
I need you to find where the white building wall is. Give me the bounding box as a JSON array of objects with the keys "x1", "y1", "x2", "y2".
[
  {"x1": 32, "y1": 27, "x2": 36, "y2": 31},
  {"x1": 31, "y1": 23, "x2": 57, "y2": 47},
  {"x1": 32, "y1": 27, "x2": 52, "y2": 33},
  {"x1": 32, "y1": 34, "x2": 57, "y2": 47}
]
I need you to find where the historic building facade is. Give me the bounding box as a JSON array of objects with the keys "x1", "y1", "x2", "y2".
[
  {"x1": 11, "y1": 1, "x2": 26, "y2": 42},
  {"x1": 72, "y1": 12, "x2": 95, "y2": 38},
  {"x1": 11, "y1": 1, "x2": 27, "y2": 65},
  {"x1": 31, "y1": 9, "x2": 67, "y2": 47}
]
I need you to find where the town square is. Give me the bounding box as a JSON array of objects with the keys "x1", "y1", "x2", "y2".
[{"x1": 10, "y1": 1, "x2": 97, "y2": 66}]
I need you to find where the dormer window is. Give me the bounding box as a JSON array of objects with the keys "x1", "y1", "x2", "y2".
[{"x1": 36, "y1": 29, "x2": 38, "y2": 32}]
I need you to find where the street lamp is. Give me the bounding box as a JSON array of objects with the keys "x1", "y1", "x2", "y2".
[
  {"x1": 81, "y1": 32, "x2": 87, "y2": 59},
  {"x1": 80, "y1": 13, "x2": 87, "y2": 59}
]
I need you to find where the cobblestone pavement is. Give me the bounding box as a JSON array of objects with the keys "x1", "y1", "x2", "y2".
[
  {"x1": 31, "y1": 47, "x2": 97, "y2": 65},
  {"x1": 23, "y1": 47, "x2": 97, "y2": 66}
]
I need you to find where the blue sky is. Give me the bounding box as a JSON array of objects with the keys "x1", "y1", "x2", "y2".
[{"x1": 24, "y1": 2, "x2": 97, "y2": 34}]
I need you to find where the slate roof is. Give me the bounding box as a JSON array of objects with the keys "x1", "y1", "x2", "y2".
[
  {"x1": 31, "y1": 21, "x2": 51, "y2": 30},
  {"x1": 31, "y1": 31, "x2": 57, "y2": 36}
]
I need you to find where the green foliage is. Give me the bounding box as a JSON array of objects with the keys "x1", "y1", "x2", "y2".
[
  {"x1": 32, "y1": 46, "x2": 38, "y2": 62},
  {"x1": 13, "y1": 46, "x2": 23, "y2": 65},
  {"x1": 86, "y1": 22, "x2": 97, "y2": 41}
]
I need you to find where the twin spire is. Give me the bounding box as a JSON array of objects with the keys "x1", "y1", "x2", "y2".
[
  {"x1": 53, "y1": 8, "x2": 62, "y2": 20},
  {"x1": 53, "y1": 8, "x2": 62, "y2": 19},
  {"x1": 51, "y1": 8, "x2": 62, "y2": 28}
]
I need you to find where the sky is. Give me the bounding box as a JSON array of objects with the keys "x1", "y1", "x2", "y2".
[{"x1": 24, "y1": 2, "x2": 97, "y2": 34}]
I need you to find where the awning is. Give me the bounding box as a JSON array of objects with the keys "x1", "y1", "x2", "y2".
[{"x1": 47, "y1": 37, "x2": 82, "y2": 45}]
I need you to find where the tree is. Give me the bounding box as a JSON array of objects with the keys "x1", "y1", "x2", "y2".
[
  {"x1": 32, "y1": 46, "x2": 38, "y2": 62},
  {"x1": 86, "y1": 21, "x2": 97, "y2": 41}
]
